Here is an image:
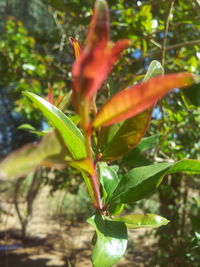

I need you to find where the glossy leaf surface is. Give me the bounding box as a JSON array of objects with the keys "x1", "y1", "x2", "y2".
[
  {"x1": 23, "y1": 92, "x2": 86, "y2": 160},
  {"x1": 113, "y1": 214, "x2": 169, "y2": 229},
  {"x1": 93, "y1": 73, "x2": 195, "y2": 128},
  {"x1": 99, "y1": 162, "x2": 119, "y2": 201},
  {"x1": 87, "y1": 214, "x2": 127, "y2": 267},
  {"x1": 111, "y1": 159, "x2": 200, "y2": 204}
]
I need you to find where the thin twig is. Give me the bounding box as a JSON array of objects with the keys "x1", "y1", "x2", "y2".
[
  {"x1": 161, "y1": 0, "x2": 175, "y2": 67},
  {"x1": 131, "y1": 39, "x2": 200, "y2": 64}
]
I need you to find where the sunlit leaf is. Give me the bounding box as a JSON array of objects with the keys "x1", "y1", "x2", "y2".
[
  {"x1": 87, "y1": 213, "x2": 127, "y2": 267},
  {"x1": 69, "y1": 37, "x2": 82, "y2": 60},
  {"x1": 23, "y1": 92, "x2": 86, "y2": 160},
  {"x1": 72, "y1": 0, "x2": 130, "y2": 109},
  {"x1": 17, "y1": 123, "x2": 46, "y2": 136},
  {"x1": 93, "y1": 73, "x2": 195, "y2": 128},
  {"x1": 113, "y1": 214, "x2": 169, "y2": 229},
  {"x1": 72, "y1": 39, "x2": 130, "y2": 106},
  {"x1": 111, "y1": 159, "x2": 200, "y2": 204},
  {"x1": 86, "y1": 0, "x2": 110, "y2": 47}
]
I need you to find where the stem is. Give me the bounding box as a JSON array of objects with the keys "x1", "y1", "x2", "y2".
[
  {"x1": 81, "y1": 100, "x2": 103, "y2": 211},
  {"x1": 161, "y1": 0, "x2": 175, "y2": 67}
]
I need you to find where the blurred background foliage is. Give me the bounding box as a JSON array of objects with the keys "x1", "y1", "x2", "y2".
[{"x1": 0, "y1": 0, "x2": 200, "y2": 266}]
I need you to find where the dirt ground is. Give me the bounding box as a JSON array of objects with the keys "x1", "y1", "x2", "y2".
[{"x1": 0, "y1": 185, "x2": 155, "y2": 267}]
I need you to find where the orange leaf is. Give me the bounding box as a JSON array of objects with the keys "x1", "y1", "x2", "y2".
[
  {"x1": 92, "y1": 73, "x2": 195, "y2": 128},
  {"x1": 69, "y1": 37, "x2": 82, "y2": 60}
]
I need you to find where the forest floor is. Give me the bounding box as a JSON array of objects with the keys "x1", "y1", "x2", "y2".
[{"x1": 0, "y1": 185, "x2": 156, "y2": 267}]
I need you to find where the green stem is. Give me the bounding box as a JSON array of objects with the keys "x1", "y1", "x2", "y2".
[{"x1": 80, "y1": 100, "x2": 103, "y2": 211}]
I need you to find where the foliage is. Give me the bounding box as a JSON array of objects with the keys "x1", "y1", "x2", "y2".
[{"x1": 1, "y1": 0, "x2": 200, "y2": 266}]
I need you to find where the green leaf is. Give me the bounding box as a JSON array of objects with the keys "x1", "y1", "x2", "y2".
[
  {"x1": 18, "y1": 123, "x2": 51, "y2": 136},
  {"x1": 122, "y1": 134, "x2": 160, "y2": 167},
  {"x1": 0, "y1": 131, "x2": 70, "y2": 179},
  {"x1": 191, "y1": 215, "x2": 200, "y2": 239},
  {"x1": 113, "y1": 214, "x2": 169, "y2": 229},
  {"x1": 99, "y1": 162, "x2": 119, "y2": 201},
  {"x1": 182, "y1": 83, "x2": 200, "y2": 107},
  {"x1": 23, "y1": 92, "x2": 86, "y2": 160},
  {"x1": 87, "y1": 213, "x2": 127, "y2": 267},
  {"x1": 111, "y1": 159, "x2": 200, "y2": 204},
  {"x1": 97, "y1": 61, "x2": 163, "y2": 161},
  {"x1": 143, "y1": 60, "x2": 163, "y2": 82},
  {"x1": 98, "y1": 109, "x2": 152, "y2": 161},
  {"x1": 108, "y1": 203, "x2": 124, "y2": 216}
]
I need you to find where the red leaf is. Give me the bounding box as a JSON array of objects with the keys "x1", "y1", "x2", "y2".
[
  {"x1": 71, "y1": 0, "x2": 130, "y2": 111},
  {"x1": 92, "y1": 73, "x2": 195, "y2": 128},
  {"x1": 72, "y1": 39, "x2": 130, "y2": 106},
  {"x1": 86, "y1": 0, "x2": 110, "y2": 49}
]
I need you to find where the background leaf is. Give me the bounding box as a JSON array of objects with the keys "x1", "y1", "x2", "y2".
[
  {"x1": 87, "y1": 213, "x2": 127, "y2": 267},
  {"x1": 0, "y1": 131, "x2": 69, "y2": 179},
  {"x1": 182, "y1": 83, "x2": 200, "y2": 107}
]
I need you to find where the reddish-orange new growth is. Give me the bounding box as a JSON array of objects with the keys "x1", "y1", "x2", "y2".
[
  {"x1": 92, "y1": 73, "x2": 195, "y2": 128},
  {"x1": 71, "y1": 0, "x2": 130, "y2": 112}
]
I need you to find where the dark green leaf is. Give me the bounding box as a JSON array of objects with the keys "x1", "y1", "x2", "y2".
[
  {"x1": 182, "y1": 83, "x2": 200, "y2": 107},
  {"x1": 191, "y1": 215, "x2": 200, "y2": 239},
  {"x1": 122, "y1": 134, "x2": 160, "y2": 167},
  {"x1": 111, "y1": 159, "x2": 200, "y2": 204},
  {"x1": 87, "y1": 213, "x2": 128, "y2": 267}
]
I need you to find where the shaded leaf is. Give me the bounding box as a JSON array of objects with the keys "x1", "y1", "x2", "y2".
[
  {"x1": 23, "y1": 92, "x2": 86, "y2": 160},
  {"x1": 97, "y1": 61, "x2": 163, "y2": 161},
  {"x1": 191, "y1": 215, "x2": 200, "y2": 239},
  {"x1": 182, "y1": 83, "x2": 200, "y2": 107},
  {"x1": 0, "y1": 131, "x2": 69, "y2": 179},
  {"x1": 122, "y1": 134, "x2": 160, "y2": 167},
  {"x1": 98, "y1": 109, "x2": 152, "y2": 161},
  {"x1": 93, "y1": 73, "x2": 195, "y2": 128},
  {"x1": 87, "y1": 213, "x2": 127, "y2": 267},
  {"x1": 113, "y1": 214, "x2": 169, "y2": 229}
]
